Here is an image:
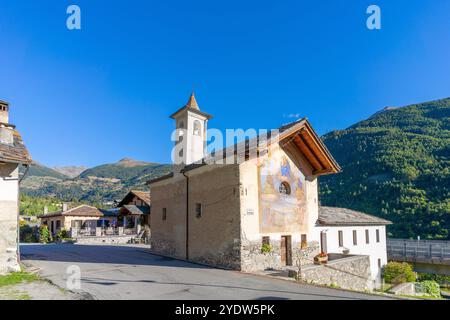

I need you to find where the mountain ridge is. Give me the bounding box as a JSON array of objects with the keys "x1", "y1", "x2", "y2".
[
  {"x1": 320, "y1": 97, "x2": 450, "y2": 239},
  {"x1": 21, "y1": 158, "x2": 172, "y2": 204}
]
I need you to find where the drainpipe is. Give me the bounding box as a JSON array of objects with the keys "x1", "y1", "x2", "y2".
[{"x1": 182, "y1": 170, "x2": 189, "y2": 260}]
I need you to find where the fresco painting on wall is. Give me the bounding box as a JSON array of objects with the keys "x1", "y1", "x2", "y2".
[{"x1": 259, "y1": 148, "x2": 307, "y2": 233}]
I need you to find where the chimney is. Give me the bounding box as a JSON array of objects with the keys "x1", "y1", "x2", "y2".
[
  {"x1": 0, "y1": 100, "x2": 9, "y2": 124},
  {"x1": 44, "y1": 206, "x2": 48, "y2": 215},
  {"x1": 0, "y1": 100, "x2": 13, "y2": 145},
  {"x1": 62, "y1": 203, "x2": 68, "y2": 212}
]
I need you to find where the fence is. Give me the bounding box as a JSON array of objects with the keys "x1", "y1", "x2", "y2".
[
  {"x1": 72, "y1": 226, "x2": 139, "y2": 238},
  {"x1": 387, "y1": 239, "x2": 450, "y2": 265}
]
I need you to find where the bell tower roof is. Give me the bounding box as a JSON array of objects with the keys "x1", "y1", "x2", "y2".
[
  {"x1": 170, "y1": 93, "x2": 213, "y2": 120},
  {"x1": 185, "y1": 92, "x2": 199, "y2": 110}
]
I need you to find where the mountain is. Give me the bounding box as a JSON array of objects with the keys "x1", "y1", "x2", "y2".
[
  {"x1": 320, "y1": 97, "x2": 450, "y2": 240},
  {"x1": 24, "y1": 161, "x2": 69, "y2": 180},
  {"x1": 53, "y1": 166, "x2": 87, "y2": 178},
  {"x1": 21, "y1": 158, "x2": 172, "y2": 205}
]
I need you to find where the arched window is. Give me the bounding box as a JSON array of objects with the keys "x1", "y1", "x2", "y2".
[
  {"x1": 193, "y1": 120, "x2": 201, "y2": 136},
  {"x1": 279, "y1": 182, "x2": 291, "y2": 195}
]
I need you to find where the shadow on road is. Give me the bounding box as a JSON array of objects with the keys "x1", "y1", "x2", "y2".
[
  {"x1": 20, "y1": 244, "x2": 208, "y2": 269},
  {"x1": 78, "y1": 275, "x2": 371, "y2": 300}
]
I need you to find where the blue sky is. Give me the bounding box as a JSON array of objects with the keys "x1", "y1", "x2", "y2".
[{"x1": 0, "y1": 0, "x2": 449, "y2": 167}]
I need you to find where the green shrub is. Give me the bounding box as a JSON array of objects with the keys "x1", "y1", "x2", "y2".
[
  {"x1": 19, "y1": 224, "x2": 39, "y2": 243},
  {"x1": 418, "y1": 280, "x2": 441, "y2": 298},
  {"x1": 39, "y1": 225, "x2": 51, "y2": 244},
  {"x1": 55, "y1": 229, "x2": 71, "y2": 241},
  {"x1": 382, "y1": 262, "x2": 416, "y2": 284},
  {"x1": 418, "y1": 273, "x2": 450, "y2": 288},
  {"x1": 261, "y1": 243, "x2": 272, "y2": 254}
]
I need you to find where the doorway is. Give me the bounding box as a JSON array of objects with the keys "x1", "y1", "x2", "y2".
[{"x1": 281, "y1": 236, "x2": 292, "y2": 266}]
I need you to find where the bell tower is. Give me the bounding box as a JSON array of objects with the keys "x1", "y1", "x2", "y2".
[{"x1": 170, "y1": 93, "x2": 212, "y2": 172}]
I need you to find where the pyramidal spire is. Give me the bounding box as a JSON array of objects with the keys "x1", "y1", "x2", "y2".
[{"x1": 185, "y1": 92, "x2": 200, "y2": 110}]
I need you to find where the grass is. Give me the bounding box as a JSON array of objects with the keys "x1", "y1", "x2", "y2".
[
  {"x1": 0, "y1": 272, "x2": 40, "y2": 287},
  {"x1": 400, "y1": 294, "x2": 444, "y2": 300}
]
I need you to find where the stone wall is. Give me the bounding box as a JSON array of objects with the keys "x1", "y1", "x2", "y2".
[
  {"x1": 0, "y1": 164, "x2": 20, "y2": 275},
  {"x1": 150, "y1": 164, "x2": 242, "y2": 269},
  {"x1": 300, "y1": 255, "x2": 373, "y2": 292},
  {"x1": 388, "y1": 282, "x2": 415, "y2": 296},
  {"x1": 75, "y1": 235, "x2": 134, "y2": 245},
  {"x1": 241, "y1": 236, "x2": 320, "y2": 272}
]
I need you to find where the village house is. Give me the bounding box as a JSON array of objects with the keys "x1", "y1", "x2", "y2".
[
  {"x1": 38, "y1": 204, "x2": 105, "y2": 237},
  {"x1": 0, "y1": 100, "x2": 32, "y2": 274},
  {"x1": 147, "y1": 93, "x2": 392, "y2": 290},
  {"x1": 38, "y1": 190, "x2": 151, "y2": 243},
  {"x1": 314, "y1": 206, "x2": 391, "y2": 286},
  {"x1": 116, "y1": 190, "x2": 151, "y2": 229}
]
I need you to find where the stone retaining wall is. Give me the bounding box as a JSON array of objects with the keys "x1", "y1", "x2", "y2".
[
  {"x1": 75, "y1": 235, "x2": 134, "y2": 245},
  {"x1": 299, "y1": 255, "x2": 373, "y2": 292},
  {"x1": 241, "y1": 237, "x2": 320, "y2": 272}
]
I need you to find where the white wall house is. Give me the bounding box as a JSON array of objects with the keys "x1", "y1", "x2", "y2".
[
  {"x1": 313, "y1": 206, "x2": 391, "y2": 288},
  {"x1": 0, "y1": 100, "x2": 32, "y2": 274}
]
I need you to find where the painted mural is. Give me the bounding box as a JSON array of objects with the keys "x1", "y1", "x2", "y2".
[{"x1": 259, "y1": 147, "x2": 307, "y2": 233}]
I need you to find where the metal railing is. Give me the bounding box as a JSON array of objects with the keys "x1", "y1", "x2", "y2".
[
  {"x1": 387, "y1": 239, "x2": 450, "y2": 264},
  {"x1": 72, "y1": 226, "x2": 139, "y2": 237}
]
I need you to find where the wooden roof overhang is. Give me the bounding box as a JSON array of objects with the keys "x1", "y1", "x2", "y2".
[{"x1": 278, "y1": 120, "x2": 341, "y2": 176}]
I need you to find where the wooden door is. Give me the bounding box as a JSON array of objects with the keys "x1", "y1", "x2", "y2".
[
  {"x1": 286, "y1": 236, "x2": 292, "y2": 266},
  {"x1": 281, "y1": 236, "x2": 293, "y2": 266},
  {"x1": 281, "y1": 236, "x2": 287, "y2": 265}
]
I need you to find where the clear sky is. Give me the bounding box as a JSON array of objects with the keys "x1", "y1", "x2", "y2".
[{"x1": 0, "y1": 0, "x2": 449, "y2": 167}]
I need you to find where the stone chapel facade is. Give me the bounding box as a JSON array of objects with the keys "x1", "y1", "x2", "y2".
[{"x1": 148, "y1": 94, "x2": 343, "y2": 271}]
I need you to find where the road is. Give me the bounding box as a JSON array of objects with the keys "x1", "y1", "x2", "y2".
[{"x1": 20, "y1": 243, "x2": 389, "y2": 300}]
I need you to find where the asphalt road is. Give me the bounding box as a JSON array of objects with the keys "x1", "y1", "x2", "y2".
[{"x1": 20, "y1": 243, "x2": 389, "y2": 300}]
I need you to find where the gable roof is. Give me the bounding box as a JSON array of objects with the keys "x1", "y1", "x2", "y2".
[
  {"x1": 184, "y1": 118, "x2": 341, "y2": 175},
  {"x1": 117, "y1": 190, "x2": 151, "y2": 207},
  {"x1": 318, "y1": 206, "x2": 392, "y2": 226},
  {"x1": 147, "y1": 118, "x2": 341, "y2": 185},
  {"x1": 0, "y1": 126, "x2": 32, "y2": 165},
  {"x1": 121, "y1": 205, "x2": 150, "y2": 216},
  {"x1": 38, "y1": 205, "x2": 103, "y2": 219}
]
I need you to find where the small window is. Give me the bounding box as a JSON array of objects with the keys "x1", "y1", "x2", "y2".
[
  {"x1": 378, "y1": 258, "x2": 382, "y2": 269},
  {"x1": 262, "y1": 236, "x2": 270, "y2": 246},
  {"x1": 376, "y1": 229, "x2": 380, "y2": 243},
  {"x1": 162, "y1": 208, "x2": 167, "y2": 221},
  {"x1": 338, "y1": 230, "x2": 344, "y2": 247},
  {"x1": 353, "y1": 230, "x2": 358, "y2": 246},
  {"x1": 279, "y1": 182, "x2": 291, "y2": 195},
  {"x1": 56, "y1": 220, "x2": 61, "y2": 229},
  {"x1": 365, "y1": 229, "x2": 370, "y2": 244},
  {"x1": 301, "y1": 234, "x2": 308, "y2": 249},
  {"x1": 193, "y1": 120, "x2": 201, "y2": 136},
  {"x1": 195, "y1": 203, "x2": 202, "y2": 218}
]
